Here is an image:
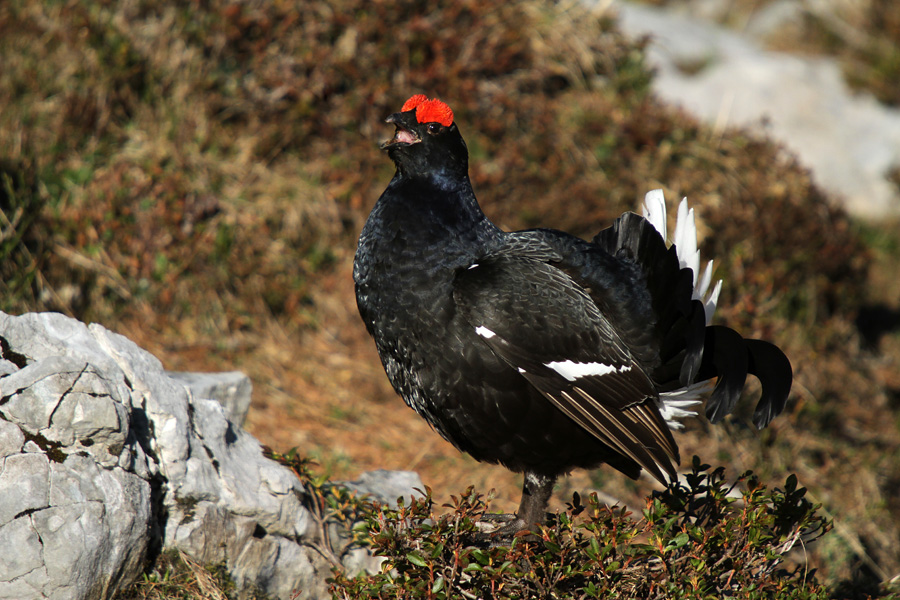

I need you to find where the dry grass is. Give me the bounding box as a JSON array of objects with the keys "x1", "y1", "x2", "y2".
[
  {"x1": 2, "y1": 0, "x2": 899, "y2": 596},
  {"x1": 114, "y1": 550, "x2": 241, "y2": 600}
]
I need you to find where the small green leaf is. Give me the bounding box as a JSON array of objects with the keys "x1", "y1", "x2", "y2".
[
  {"x1": 406, "y1": 552, "x2": 427, "y2": 567},
  {"x1": 664, "y1": 531, "x2": 690, "y2": 551},
  {"x1": 543, "y1": 540, "x2": 561, "y2": 553},
  {"x1": 470, "y1": 548, "x2": 490, "y2": 565}
]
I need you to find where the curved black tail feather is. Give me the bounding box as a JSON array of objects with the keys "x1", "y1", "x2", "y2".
[
  {"x1": 698, "y1": 327, "x2": 791, "y2": 428},
  {"x1": 700, "y1": 325, "x2": 750, "y2": 423},
  {"x1": 745, "y1": 339, "x2": 792, "y2": 428}
]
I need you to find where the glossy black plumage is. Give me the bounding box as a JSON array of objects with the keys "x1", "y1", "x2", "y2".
[{"x1": 354, "y1": 98, "x2": 792, "y2": 534}]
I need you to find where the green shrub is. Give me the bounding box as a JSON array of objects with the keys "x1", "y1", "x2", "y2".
[{"x1": 330, "y1": 459, "x2": 831, "y2": 599}]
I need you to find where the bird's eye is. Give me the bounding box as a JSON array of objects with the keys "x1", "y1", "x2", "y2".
[{"x1": 426, "y1": 122, "x2": 442, "y2": 135}]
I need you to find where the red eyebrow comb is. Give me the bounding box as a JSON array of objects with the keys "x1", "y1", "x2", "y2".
[{"x1": 400, "y1": 95, "x2": 454, "y2": 127}]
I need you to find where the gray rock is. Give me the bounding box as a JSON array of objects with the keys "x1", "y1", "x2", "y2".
[
  {"x1": 0, "y1": 314, "x2": 153, "y2": 600},
  {"x1": 343, "y1": 469, "x2": 425, "y2": 509},
  {"x1": 0, "y1": 419, "x2": 24, "y2": 458},
  {"x1": 611, "y1": 0, "x2": 900, "y2": 217},
  {"x1": 0, "y1": 311, "x2": 413, "y2": 599},
  {"x1": 1, "y1": 357, "x2": 91, "y2": 434},
  {"x1": 31, "y1": 458, "x2": 151, "y2": 599},
  {"x1": 0, "y1": 439, "x2": 150, "y2": 600},
  {"x1": 0, "y1": 453, "x2": 50, "y2": 525},
  {"x1": 167, "y1": 370, "x2": 253, "y2": 427},
  {"x1": 0, "y1": 517, "x2": 45, "y2": 590}
]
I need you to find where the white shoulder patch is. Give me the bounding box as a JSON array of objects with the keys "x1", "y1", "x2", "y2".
[
  {"x1": 545, "y1": 360, "x2": 631, "y2": 382},
  {"x1": 474, "y1": 326, "x2": 496, "y2": 339}
]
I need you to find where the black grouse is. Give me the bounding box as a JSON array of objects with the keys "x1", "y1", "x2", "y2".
[{"x1": 354, "y1": 95, "x2": 792, "y2": 536}]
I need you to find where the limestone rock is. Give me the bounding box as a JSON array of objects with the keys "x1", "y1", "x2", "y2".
[
  {"x1": 343, "y1": 469, "x2": 424, "y2": 509},
  {"x1": 167, "y1": 370, "x2": 253, "y2": 427},
  {"x1": 0, "y1": 327, "x2": 151, "y2": 600},
  {"x1": 0, "y1": 311, "x2": 417, "y2": 599}
]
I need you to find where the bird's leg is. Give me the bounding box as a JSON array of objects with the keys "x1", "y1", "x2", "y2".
[{"x1": 515, "y1": 471, "x2": 556, "y2": 531}]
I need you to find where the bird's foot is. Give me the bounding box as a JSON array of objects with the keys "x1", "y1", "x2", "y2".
[
  {"x1": 477, "y1": 512, "x2": 518, "y2": 525},
  {"x1": 470, "y1": 513, "x2": 538, "y2": 546}
]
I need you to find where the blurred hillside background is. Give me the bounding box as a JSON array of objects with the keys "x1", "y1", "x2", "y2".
[{"x1": 1, "y1": 0, "x2": 899, "y2": 596}]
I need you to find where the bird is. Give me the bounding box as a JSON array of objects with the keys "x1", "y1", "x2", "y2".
[{"x1": 353, "y1": 94, "x2": 792, "y2": 537}]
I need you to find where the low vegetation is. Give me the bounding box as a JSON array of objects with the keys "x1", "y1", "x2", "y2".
[{"x1": 331, "y1": 460, "x2": 831, "y2": 600}]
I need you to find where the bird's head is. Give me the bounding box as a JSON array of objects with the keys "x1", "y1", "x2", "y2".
[{"x1": 382, "y1": 95, "x2": 468, "y2": 179}]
